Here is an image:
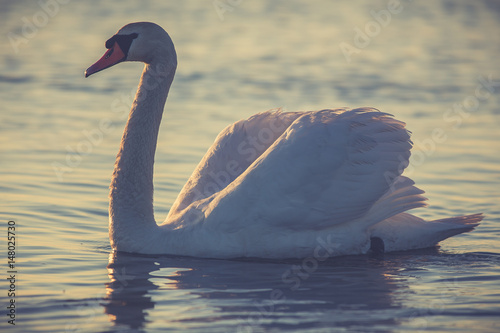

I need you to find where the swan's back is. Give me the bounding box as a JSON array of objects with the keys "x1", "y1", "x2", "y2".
[
  {"x1": 155, "y1": 108, "x2": 436, "y2": 258},
  {"x1": 165, "y1": 108, "x2": 417, "y2": 231}
]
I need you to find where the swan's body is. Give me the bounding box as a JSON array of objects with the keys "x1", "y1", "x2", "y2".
[{"x1": 85, "y1": 22, "x2": 482, "y2": 259}]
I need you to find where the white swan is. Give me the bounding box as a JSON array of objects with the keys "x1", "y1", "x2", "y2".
[{"x1": 85, "y1": 22, "x2": 482, "y2": 259}]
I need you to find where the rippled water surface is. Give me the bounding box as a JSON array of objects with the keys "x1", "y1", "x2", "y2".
[{"x1": 1, "y1": 0, "x2": 500, "y2": 332}]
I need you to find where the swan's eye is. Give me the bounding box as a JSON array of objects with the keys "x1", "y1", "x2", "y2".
[{"x1": 105, "y1": 48, "x2": 114, "y2": 59}]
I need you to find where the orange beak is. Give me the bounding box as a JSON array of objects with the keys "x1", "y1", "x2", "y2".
[{"x1": 85, "y1": 42, "x2": 126, "y2": 78}]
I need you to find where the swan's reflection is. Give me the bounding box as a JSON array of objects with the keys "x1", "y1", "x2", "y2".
[{"x1": 104, "y1": 251, "x2": 423, "y2": 331}]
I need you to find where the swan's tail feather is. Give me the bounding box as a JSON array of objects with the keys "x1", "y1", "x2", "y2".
[
  {"x1": 370, "y1": 212, "x2": 483, "y2": 252},
  {"x1": 429, "y1": 213, "x2": 483, "y2": 235}
]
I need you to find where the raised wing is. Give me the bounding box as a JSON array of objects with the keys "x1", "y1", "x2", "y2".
[
  {"x1": 202, "y1": 108, "x2": 416, "y2": 232},
  {"x1": 165, "y1": 109, "x2": 302, "y2": 223}
]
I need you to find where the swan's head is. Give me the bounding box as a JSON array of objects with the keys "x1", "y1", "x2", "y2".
[{"x1": 85, "y1": 22, "x2": 177, "y2": 78}]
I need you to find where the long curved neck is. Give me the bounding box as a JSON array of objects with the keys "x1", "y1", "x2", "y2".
[{"x1": 109, "y1": 61, "x2": 175, "y2": 248}]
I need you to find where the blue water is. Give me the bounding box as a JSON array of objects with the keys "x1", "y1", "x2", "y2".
[{"x1": 1, "y1": 0, "x2": 500, "y2": 332}]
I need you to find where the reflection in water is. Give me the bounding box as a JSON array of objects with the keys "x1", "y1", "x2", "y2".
[
  {"x1": 104, "y1": 251, "x2": 418, "y2": 331},
  {"x1": 105, "y1": 253, "x2": 157, "y2": 330}
]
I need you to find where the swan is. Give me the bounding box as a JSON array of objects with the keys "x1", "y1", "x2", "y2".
[{"x1": 85, "y1": 22, "x2": 482, "y2": 259}]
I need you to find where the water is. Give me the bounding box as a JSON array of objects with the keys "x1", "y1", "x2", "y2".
[{"x1": 1, "y1": 0, "x2": 500, "y2": 332}]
